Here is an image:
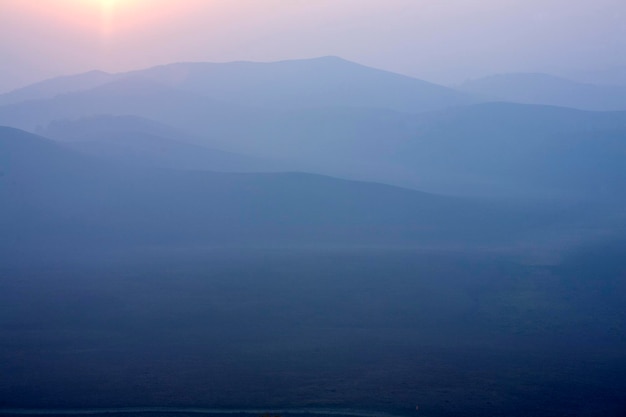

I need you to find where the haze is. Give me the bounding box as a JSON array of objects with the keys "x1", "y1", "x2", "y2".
[
  {"x1": 2, "y1": 0, "x2": 626, "y2": 92},
  {"x1": 2, "y1": 2, "x2": 626, "y2": 417}
]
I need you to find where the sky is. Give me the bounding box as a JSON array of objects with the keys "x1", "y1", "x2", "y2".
[{"x1": 1, "y1": 0, "x2": 626, "y2": 93}]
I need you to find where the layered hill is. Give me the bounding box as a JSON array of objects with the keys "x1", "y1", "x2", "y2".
[
  {"x1": 386, "y1": 103, "x2": 626, "y2": 197},
  {"x1": 2, "y1": 58, "x2": 625, "y2": 202},
  {"x1": 175, "y1": 102, "x2": 626, "y2": 200},
  {"x1": 122, "y1": 56, "x2": 476, "y2": 111},
  {"x1": 39, "y1": 115, "x2": 288, "y2": 172},
  {"x1": 457, "y1": 73, "x2": 626, "y2": 111},
  {"x1": 1, "y1": 127, "x2": 546, "y2": 254},
  {"x1": 0, "y1": 70, "x2": 115, "y2": 106},
  {"x1": 0, "y1": 57, "x2": 476, "y2": 133}
]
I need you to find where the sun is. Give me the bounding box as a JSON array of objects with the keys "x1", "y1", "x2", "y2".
[
  {"x1": 86, "y1": 0, "x2": 120, "y2": 8},
  {"x1": 73, "y1": 0, "x2": 120, "y2": 14},
  {"x1": 89, "y1": 0, "x2": 121, "y2": 15},
  {"x1": 104, "y1": 1, "x2": 122, "y2": 12},
  {"x1": 20, "y1": 0, "x2": 181, "y2": 43},
  {"x1": 81, "y1": 0, "x2": 124, "y2": 40}
]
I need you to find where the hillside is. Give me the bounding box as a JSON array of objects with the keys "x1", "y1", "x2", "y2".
[
  {"x1": 1, "y1": 126, "x2": 544, "y2": 253},
  {"x1": 39, "y1": 115, "x2": 288, "y2": 172},
  {"x1": 0, "y1": 70, "x2": 116, "y2": 106},
  {"x1": 126, "y1": 56, "x2": 476, "y2": 111},
  {"x1": 0, "y1": 57, "x2": 477, "y2": 133},
  {"x1": 458, "y1": 73, "x2": 626, "y2": 111}
]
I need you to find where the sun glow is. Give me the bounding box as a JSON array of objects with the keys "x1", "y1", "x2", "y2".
[
  {"x1": 16, "y1": 0, "x2": 123, "y2": 40},
  {"x1": 14, "y1": 0, "x2": 202, "y2": 39},
  {"x1": 79, "y1": 0, "x2": 187, "y2": 40},
  {"x1": 95, "y1": 0, "x2": 121, "y2": 13},
  {"x1": 98, "y1": 0, "x2": 123, "y2": 40},
  {"x1": 78, "y1": 0, "x2": 145, "y2": 40},
  {"x1": 9, "y1": 0, "x2": 209, "y2": 73}
]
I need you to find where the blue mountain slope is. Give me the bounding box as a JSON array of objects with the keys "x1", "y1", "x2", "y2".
[
  {"x1": 130, "y1": 56, "x2": 477, "y2": 112},
  {"x1": 0, "y1": 126, "x2": 549, "y2": 252},
  {"x1": 458, "y1": 73, "x2": 626, "y2": 111},
  {"x1": 0, "y1": 70, "x2": 116, "y2": 106},
  {"x1": 39, "y1": 115, "x2": 289, "y2": 172},
  {"x1": 0, "y1": 57, "x2": 477, "y2": 125}
]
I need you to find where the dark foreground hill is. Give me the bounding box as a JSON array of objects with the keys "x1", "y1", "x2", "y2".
[
  {"x1": 2, "y1": 127, "x2": 626, "y2": 417},
  {"x1": 1, "y1": 245, "x2": 625, "y2": 416},
  {"x1": 0, "y1": 126, "x2": 558, "y2": 254}
]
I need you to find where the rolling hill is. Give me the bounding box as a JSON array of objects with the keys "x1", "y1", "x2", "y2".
[
  {"x1": 124, "y1": 56, "x2": 476, "y2": 111},
  {"x1": 457, "y1": 73, "x2": 626, "y2": 111},
  {"x1": 0, "y1": 57, "x2": 477, "y2": 133},
  {"x1": 2, "y1": 59, "x2": 625, "y2": 202},
  {"x1": 0, "y1": 70, "x2": 117, "y2": 106},
  {"x1": 1, "y1": 126, "x2": 547, "y2": 254},
  {"x1": 39, "y1": 115, "x2": 289, "y2": 172}
]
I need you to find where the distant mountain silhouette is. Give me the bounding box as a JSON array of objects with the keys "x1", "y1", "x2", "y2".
[
  {"x1": 39, "y1": 115, "x2": 288, "y2": 172},
  {"x1": 123, "y1": 56, "x2": 477, "y2": 111},
  {"x1": 0, "y1": 126, "x2": 548, "y2": 252},
  {"x1": 0, "y1": 58, "x2": 477, "y2": 167},
  {"x1": 0, "y1": 57, "x2": 476, "y2": 130},
  {"x1": 173, "y1": 102, "x2": 626, "y2": 200},
  {"x1": 41, "y1": 114, "x2": 193, "y2": 142},
  {"x1": 2, "y1": 59, "x2": 625, "y2": 202},
  {"x1": 0, "y1": 73, "x2": 250, "y2": 136},
  {"x1": 364, "y1": 103, "x2": 626, "y2": 198},
  {"x1": 7, "y1": 98, "x2": 625, "y2": 200},
  {"x1": 0, "y1": 70, "x2": 116, "y2": 106},
  {"x1": 563, "y1": 66, "x2": 626, "y2": 86},
  {"x1": 0, "y1": 74, "x2": 260, "y2": 134},
  {"x1": 458, "y1": 73, "x2": 626, "y2": 111}
]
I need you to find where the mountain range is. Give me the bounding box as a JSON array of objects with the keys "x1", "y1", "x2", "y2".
[
  {"x1": 2, "y1": 57, "x2": 626, "y2": 254},
  {"x1": 39, "y1": 114, "x2": 287, "y2": 172},
  {"x1": 1, "y1": 58, "x2": 625, "y2": 199},
  {"x1": 458, "y1": 72, "x2": 626, "y2": 111},
  {"x1": 0, "y1": 56, "x2": 476, "y2": 122},
  {"x1": 3, "y1": 126, "x2": 556, "y2": 253}
]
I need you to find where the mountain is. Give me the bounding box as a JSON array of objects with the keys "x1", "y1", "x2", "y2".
[
  {"x1": 0, "y1": 74, "x2": 266, "y2": 134},
  {"x1": 40, "y1": 114, "x2": 194, "y2": 142},
  {"x1": 2, "y1": 59, "x2": 625, "y2": 202},
  {"x1": 176, "y1": 102, "x2": 626, "y2": 200},
  {"x1": 9, "y1": 98, "x2": 626, "y2": 200},
  {"x1": 371, "y1": 103, "x2": 626, "y2": 198},
  {"x1": 563, "y1": 66, "x2": 626, "y2": 86},
  {"x1": 1, "y1": 126, "x2": 547, "y2": 254},
  {"x1": 0, "y1": 70, "x2": 116, "y2": 106},
  {"x1": 0, "y1": 57, "x2": 478, "y2": 133},
  {"x1": 124, "y1": 56, "x2": 477, "y2": 112},
  {"x1": 457, "y1": 73, "x2": 626, "y2": 111},
  {"x1": 39, "y1": 115, "x2": 288, "y2": 172},
  {"x1": 0, "y1": 58, "x2": 476, "y2": 163}
]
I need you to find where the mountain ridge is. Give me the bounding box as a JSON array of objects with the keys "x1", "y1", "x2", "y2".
[
  {"x1": 0, "y1": 126, "x2": 551, "y2": 252},
  {"x1": 0, "y1": 56, "x2": 477, "y2": 112},
  {"x1": 458, "y1": 72, "x2": 626, "y2": 111}
]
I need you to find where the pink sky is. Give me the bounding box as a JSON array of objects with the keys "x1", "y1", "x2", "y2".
[{"x1": 1, "y1": 0, "x2": 625, "y2": 92}]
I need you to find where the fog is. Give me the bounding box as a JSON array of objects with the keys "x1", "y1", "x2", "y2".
[{"x1": 1, "y1": 2, "x2": 626, "y2": 417}]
